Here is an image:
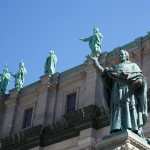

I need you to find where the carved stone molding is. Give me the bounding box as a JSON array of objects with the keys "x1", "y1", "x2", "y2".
[
  {"x1": 96, "y1": 130, "x2": 150, "y2": 150},
  {"x1": 0, "y1": 105, "x2": 109, "y2": 150}
]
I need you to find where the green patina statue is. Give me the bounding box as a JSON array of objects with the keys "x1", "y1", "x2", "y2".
[
  {"x1": 12, "y1": 62, "x2": 27, "y2": 92},
  {"x1": 91, "y1": 49, "x2": 148, "y2": 138},
  {"x1": 44, "y1": 50, "x2": 58, "y2": 76},
  {"x1": 0, "y1": 65, "x2": 11, "y2": 95},
  {"x1": 80, "y1": 27, "x2": 103, "y2": 57}
]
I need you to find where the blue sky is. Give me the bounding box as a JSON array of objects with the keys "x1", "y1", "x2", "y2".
[{"x1": 0, "y1": 0, "x2": 150, "y2": 90}]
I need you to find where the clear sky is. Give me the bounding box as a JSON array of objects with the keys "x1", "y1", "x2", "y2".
[{"x1": 0, "y1": 0, "x2": 150, "y2": 90}]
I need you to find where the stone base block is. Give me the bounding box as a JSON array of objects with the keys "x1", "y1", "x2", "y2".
[{"x1": 96, "y1": 130, "x2": 150, "y2": 150}]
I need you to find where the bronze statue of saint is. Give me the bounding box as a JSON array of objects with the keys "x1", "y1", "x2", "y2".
[
  {"x1": 0, "y1": 65, "x2": 11, "y2": 95},
  {"x1": 92, "y1": 49, "x2": 148, "y2": 137},
  {"x1": 12, "y1": 62, "x2": 27, "y2": 92},
  {"x1": 44, "y1": 50, "x2": 58, "y2": 76},
  {"x1": 80, "y1": 27, "x2": 103, "y2": 57}
]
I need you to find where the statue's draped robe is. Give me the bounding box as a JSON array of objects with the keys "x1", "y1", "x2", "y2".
[
  {"x1": 15, "y1": 68, "x2": 26, "y2": 91},
  {"x1": 89, "y1": 33, "x2": 101, "y2": 54},
  {"x1": 45, "y1": 54, "x2": 57, "y2": 75},
  {"x1": 0, "y1": 72, "x2": 11, "y2": 94},
  {"x1": 102, "y1": 61, "x2": 148, "y2": 133}
]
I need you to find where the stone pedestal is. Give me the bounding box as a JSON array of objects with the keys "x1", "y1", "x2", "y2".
[{"x1": 96, "y1": 130, "x2": 150, "y2": 150}]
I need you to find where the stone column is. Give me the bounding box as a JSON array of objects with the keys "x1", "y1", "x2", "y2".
[
  {"x1": 34, "y1": 75, "x2": 50, "y2": 125},
  {"x1": 34, "y1": 73, "x2": 60, "y2": 126},
  {"x1": 1, "y1": 90, "x2": 18, "y2": 136},
  {"x1": 44, "y1": 72, "x2": 60, "y2": 125},
  {"x1": 0, "y1": 97, "x2": 5, "y2": 137}
]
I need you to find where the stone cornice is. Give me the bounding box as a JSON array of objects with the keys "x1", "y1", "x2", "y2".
[{"x1": 96, "y1": 130, "x2": 150, "y2": 150}]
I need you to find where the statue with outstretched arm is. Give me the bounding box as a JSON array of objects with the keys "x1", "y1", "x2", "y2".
[
  {"x1": 80, "y1": 27, "x2": 103, "y2": 57},
  {"x1": 91, "y1": 49, "x2": 148, "y2": 139}
]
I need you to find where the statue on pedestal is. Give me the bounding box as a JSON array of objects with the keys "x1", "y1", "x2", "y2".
[
  {"x1": 80, "y1": 27, "x2": 103, "y2": 57},
  {"x1": 12, "y1": 62, "x2": 27, "y2": 92},
  {"x1": 0, "y1": 65, "x2": 11, "y2": 95},
  {"x1": 44, "y1": 50, "x2": 58, "y2": 76},
  {"x1": 91, "y1": 49, "x2": 148, "y2": 138}
]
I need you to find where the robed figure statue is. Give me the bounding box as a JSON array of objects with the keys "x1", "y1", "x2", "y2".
[
  {"x1": 80, "y1": 27, "x2": 103, "y2": 57},
  {"x1": 44, "y1": 50, "x2": 58, "y2": 76},
  {"x1": 12, "y1": 62, "x2": 27, "y2": 92},
  {"x1": 92, "y1": 49, "x2": 148, "y2": 137},
  {"x1": 0, "y1": 65, "x2": 11, "y2": 95}
]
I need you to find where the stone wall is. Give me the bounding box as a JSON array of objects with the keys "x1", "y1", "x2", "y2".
[
  {"x1": 0, "y1": 61, "x2": 104, "y2": 138},
  {"x1": 0, "y1": 33, "x2": 150, "y2": 149}
]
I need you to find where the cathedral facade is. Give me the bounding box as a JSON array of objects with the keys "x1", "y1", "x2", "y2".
[{"x1": 0, "y1": 33, "x2": 150, "y2": 150}]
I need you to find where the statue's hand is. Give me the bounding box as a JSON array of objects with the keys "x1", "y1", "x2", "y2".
[
  {"x1": 90, "y1": 57, "x2": 104, "y2": 73},
  {"x1": 90, "y1": 57, "x2": 98, "y2": 64},
  {"x1": 132, "y1": 78, "x2": 143, "y2": 88},
  {"x1": 80, "y1": 38, "x2": 84, "y2": 41}
]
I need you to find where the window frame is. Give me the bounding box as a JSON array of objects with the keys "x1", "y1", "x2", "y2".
[
  {"x1": 66, "y1": 92, "x2": 77, "y2": 113},
  {"x1": 22, "y1": 107, "x2": 33, "y2": 129}
]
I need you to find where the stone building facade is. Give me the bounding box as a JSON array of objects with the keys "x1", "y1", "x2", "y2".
[{"x1": 0, "y1": 33, "x2": 150, "y2": 150}]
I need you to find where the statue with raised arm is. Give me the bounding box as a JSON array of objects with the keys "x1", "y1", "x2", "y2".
[
  {"x1": 44, "y1": 50, "x2": 58, "y2": 76},
  {"x1": 91, "y1": 49, "x2": 148, "y2": 138},
  {"x1": 0, "y1": 65, "x2": 11, "y2": 95},
  {"x1": 12, "y1": 61, "x2": 27, "y2": 92},
  {"x1": 80, "y1": 27, "x2": 103, "y2": 57}
]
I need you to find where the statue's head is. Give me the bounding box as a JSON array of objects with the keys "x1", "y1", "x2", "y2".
[
  {"x1": 19, "y1": 61, "x2": 25, "y2": 69},
  {"x1": 3, "y1": 65, "x2": 9, "y2": 73},
  {"x1": 93, "y1": 27, "x2": 100, "y2": 34},
  {"x1": 119, "y1": 49, "x2": 129, "y2": 62},
  {"x1": 49, "y1": 50, "x2": 55, "y2": 55}
]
